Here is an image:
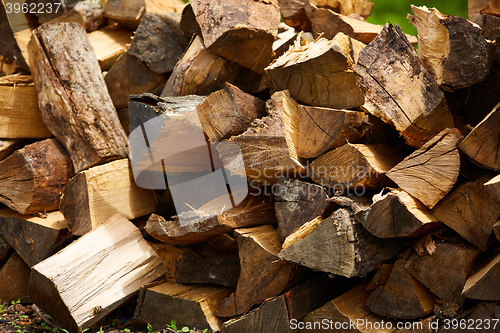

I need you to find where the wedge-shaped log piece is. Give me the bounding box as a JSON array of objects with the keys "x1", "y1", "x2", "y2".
[
  {"x1": 356, "y1": 189, "x2": 439, "y2": 238},
  {"x1": 135, "y1": 282, "x2": 232, "y2": 332},
  {"x1": 147, "y1": 241, "x2": 184, "y2": 282},
  {"x1": 221, "y1": 90, "x2": 305, "y2": 184},
  {"x1": 29, "y1": 214, "x2": 167, "y2": 333},
  {"x1": 0, "y1": 209, "x2": 68, "y2": 267},
  {"x1": 28, "y1": 23, "x2": 129, "y2": 173},
  {"x1": 60, "y1": 159, "x2": 156, "y2": 236},
  {"x1": 217, "y1": 225, "x2": 304, "y2": 317},
  {"x1": 0, "y1": 75, "x2": 52, "y2": 138},
  {"x1": 87, "y1": 23, "x2": 133, "y2": 71},
  {"x1": 405, "y1": 239, "x2": 479, "y2": 306},
  {"x1": 432, "y1": 176, "x2": 500, "y2": 251},
  {"x1": 365, "y1": 259, "x2": 435, "y2": 319},
  {"x1": 197, "y1": 83, "x2": 267, "y2": 142},
  {"x1": 308, "y1": 143, "x2": 401, "y2": 193},
  {"x1": 408, "y1": 6, "x2": 492, "y2": 90},
  {"x1": 0, "y1": 253, "x2": 31, "y2": 303},
  {"x1": 463, "y1": 249, "x2": 500, "y2": 301},
  {"x1": 485, "y1": 174, "x2": 500, "y2": 202},
  {"x1": 0, "y1": 139, "x2": 74, "y2": 214},
  {"x1": 353, "y1": 23, "x2": 453, "y2": 148},
  {"x1": 387, "y1": 129, "x2": 461, "y2": 209},
  {"x1": 145, "y1": 195, "x2": 276, "y2": 245},
  {"x1": 266, "y1": 33, "x2": 365, "y2": 109},
  {"x1": 190, "y1": 0, "x2": 280, "y2": 74},
  {"x1": 459, "y1": 102, "x2": 500, "y2": 171},
  {"x1": 0, "y1": 138, "x2": 26, "y2": 161},
  {"x1": 220, "y1": 296, "x2": 291, "y2": 333},
  {"x1": 279, "y1": 209, "x2": 405, "y2": 278}
]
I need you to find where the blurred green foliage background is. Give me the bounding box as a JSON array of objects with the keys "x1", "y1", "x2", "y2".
[{"x1": 366, "y1": 0, "x2": 469, "y2": 36}]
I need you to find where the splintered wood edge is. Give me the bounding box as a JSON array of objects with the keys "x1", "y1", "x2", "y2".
[
  {"x1": 234, "y1": 225, "x2": 282, "y2": 255},
  {"x1": 0, "y1": 208, "x2": 67, "y2": 230},
  {"x1": 463, "y1": 250, "x2": 500, "y2": 297},
  {"x1": 282, "y1": 216, "x2": 322, "y2": 250}
]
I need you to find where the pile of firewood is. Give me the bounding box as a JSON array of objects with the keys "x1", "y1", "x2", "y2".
[{"x1": 1, "y1": 0, "x2": 500, "y2": 332}]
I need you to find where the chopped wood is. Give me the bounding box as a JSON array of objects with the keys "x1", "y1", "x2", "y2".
[
  {"x1": 386, "y1": 128, "x2": 462, "y2": 209},
  {"x1": 87, "y1": 23, "x2": 133, "y2": 71},
  {"x1": 408, "y1": 6, "x2": 493, "y2": 90},
  {"x1": 308, "y1": 143, "x2": 401, "y2": 193},
  {"x1": 0, "y1": 139, "x2": 28, "y2": 161},
  {"x1": 432, "y1": 176, "x2": 500, "y2": 251},
  {"x1": 266, "y1": 33, "x2": 365, "y2": 109},
  {"x1": 45, "y1": 0, "x2": 105, "y2": 32},
  {"x1": 353, "y1": 23, "x2": 453, "y2": 148},
  {"x1": 0, "y1": 235, "x2": 10, "y2": 262},
  {"x1": 216, "y1": 225, "x2": 304, "y2": 317},
  {"x1": 147, "y1": 241, "x2": 184, "y2": 282},
  {"x1": 278, "y1": 0, "x2": 311, "y2": 31},
  {"x1": 463, "y1": 249, "x2": 500, "y2": 301},
  {"x1": 190, "y1": 0, "x2": 280, "y2": 74},
  {"x1": 179, "y1": 4, "x2": 201, "y2": 38},
  {"x1": 481, "y1": 0, "x2": 500, "y2": 16},
  {"x1": 0, "y1": 208, "x2": 68, "y2": 267},
  {"x1": 367, "y1": 263, "x2": 393, "y2": 290},
  {"x1": 28, "y1": 23, "x2": 129, "y2": 173},
  {"x1": 135, "y1": 281, "x2": 233, "y2": 332},
  {"x1": 60, "y1": 158, "x2": 156, "y2": 236},
  {"x1": 493, "y1": 220, "x2": 500, "y2": 241},
  {"x1": 469, "y1": 0, "x2": 500, "y2": 41},
  {"x1": 310, "y1": 0, "x2": 374, "y2": 18},
  {"x1": 29, "y1": 214, "x2": 167, "y2": 333},
  {"x1": 405, "y1": 239, "x2": 479, "y2": 306},
  {"x1": 0, "y1": 252, "x2": 30, "y2": 303}
]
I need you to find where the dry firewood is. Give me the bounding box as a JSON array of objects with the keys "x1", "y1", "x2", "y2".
[
  {"x1": 353, "y1": 23, "x2": 453, "y2": 148},
  {"x1": 29, "y1": 214, "x2": 167, "y2": 333},
  {"x1": 197, "y1": 83, "x2": 267, "y2": 142},
  {"x1": 220, "y1": 90, "x2": 305, "y2": 185},
  {"x1": 405, "y1": 239, "x2": 479, "y2": 306},
  {"x1": 485, "y1": 174, "x2": 500, "y2": 202},
  {"x1": 147, "y1": 241, "x2": 184, "y2": 282},
  {"x1": 432, "y1": 176, "x2": 500, "y2": 251},
  {"x1": 463, "y1": 249, "x2": 500, "y2": 301},
  {"x1": 0, "y1": 209, "x2": 68, "y2": 267},
  {"x1": 28, "y1": 23, "x2": 129, "y2": 173},
  {"x1": 310, "y1": 0, "x2": 374, "y2": 18},
  {"x1": 0, "y1": 75, "x2": 52, "y2": 138},
  {"x1": 266, "y1": 33, "x2": 365, "y2": 110},
  {"x1": 190, "y1": 0, "x2": 280, "y2": 74},
  {"x1": 365, "y1": 259, "x2": 435, "y2": 319},
  {"x1": 469, "y1": 0, "x2": 500, "y2": 40},
  {"x1": 0, "y1": 235, "x2": 10, "y2": 262},
  {"x1": 0, "y1": 253, "x2": 30, "y2": 303},
  {"x1": 60, "y1": 158, "x2": 156, "y2": 236},
  {"x1": 459, "y1": 102, "x2": 500, "y2": 171},
  {"x1": 355, "y1": 188, "x2": 440, "y2": 238},
  {"x1": 87, "y1": 23, "x2": 133, "y2": 71},
  {"x1": 278, "y1": 0, "x2": 311, "y2": 31},
  {"x1": 220, "y1": 296, "x2": 291, "y2": 333},
  {"x1": 275, "y1": 178, "x2": 329, "y2": 242},
  {"x1": 308, "y1": 143, "x2": 401, "y2": 193},
  {"x1": 493, "y1": 220, "x2": 500, "y2": 241},
  {"x1": 217, "y1": 225, "x2": 305, "y2": 317},
  {"x1": 279, "y1": 208, "x2": 405, "y2": 278},
  {"x1": 386, "y1": 129, "x2": 462, "y2": 209},
  {"x1": 175, "y1": 235, "x2": 240, "y2": 288},
  {"x1": 44, "y1": 0, "x2": 106, "y2": 32},
  {"x1": 408, "y1": 6, "x2": 493, "y2": 91},
  {"x1": 135, "y1": 281, "x2": 232, "y2": 332},
  {"x1": 179, "y1": 4, "x2": 201, "y2": 38},
  {"x1": 145, "y1": 195, "x2": 276, "y2": 245},
  {"x1": 0, "y1": 139, "x2": 25, "y2": 161},
  {"x1": 0, "y1": 139, "x2": 73, "y2": 215}
]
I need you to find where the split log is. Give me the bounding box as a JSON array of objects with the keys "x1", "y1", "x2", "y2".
[
  {"x1": 87, "y1": 23, "x2": 133, "y2": 71},
  {"x1": 0, "y1": 75, "x2": 52, "y2": 138},
  {"x1": 308, "y1": 143, "x2": 401, "y2": 193},
  {"x1": 353, "y1": 23, "x2": 453, "y2": 148},
  {"x1": 278, "y1": 0, "x2": 311, "y2": 32},
  {"x1": 485, "y1": 174, "x2": 500, "y2": 202},
  {"x1": 463, "y1": 249, "x2": 500, "y2": 301},
  {"x1": 459, "y1": 102, "x2": 500, "y2": 171},
  {"x1": 0, "y1": 139, "x2": 74, "y2": 215},
  {"x1": 0, "y1": 139, "x2": 25, "y2": 161},
  {"x1": 29, "y1": 214, "x2": 167, "y2": 333},
  {"x1": 355, "y1": 188, "x2": 440, "y2": 238},
  {"x1": 60, "y1": 158, "x2": 156, "y2": 236},
  {"x1": 145, "y1": 195, "x2": 276, "y2": 245},
  {"x1": 469, "y1": 0, "x2": 500, "y2": 40},
  {"x1": 28, "y1": 22, "x2": 129, "y2": 173},
  {"x1": 405, "y1": 239, "x2": 479, "y2": 306},
  {"x1": 367, "y1": 263, "x2": 393, "y2": 290},
  {"x1": 265, "y1": 33, "x2": 365, "y2": 110},
  {"x1": 147, "y1": 242, "x2": 184, "y2": 282},
  {"x1": 365, "y1": 259, "x2": 435, "y2": 319},
  {"x1": 175, "y1": 235, "x2": 240, "y2": 288},
  {"x1": 220, "y1": 296, "x2": 291, "y2": 333},
  {"x1": 135, "y1": 282, "x2": 233, "y2": 332},
  {"x1": 275, "y1": 177, "x2": 329, "y2": 242},
  {"x1": 45, "y1": 0, "x2": 105, "y2": 32},
  {"x1": 279, "y1": 208, "x2": 405, "y2": 278},
  {"x1": 310, "y1": 0, "x2": 374, "y2": 18},
  {"x1": 190, "y1": 0, "x2": 280, "y2": 74},
  {"x1": 408, "y1": 6, "x2": 493, "y2": 90},
  {"x1": 220, "y1": 90, "x2": 305, "y2": 185},
  {"x1": 273, "y1": 23, "x2": 297, "y2": 58},
  {"x1": 0, "y1": 253, "x2": 30, "y2": 303},
  {"x1": 386, "y1": 129, "x2": 462, "y2": 209},
  {"x1": 217, "y1": 225, "x2": 305, "y2": 317},
  {"x1": 0, "y1": 209, "x2": 68, "y2": 267},
  {"x1": 481, "y1": 0, "x2": 500, "y2": 16},
  {"x1": 197, "y1": 83, "x2": 267, "y2": 142},
  {"x1": 432, "y1": 176, "x2": 500, "y2": 251},
  {"x1": 180, "y1": 4, "x2": 201, "y2": 38}
]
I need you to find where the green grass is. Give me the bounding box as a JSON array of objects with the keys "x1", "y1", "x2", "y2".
[{"x1": 366, "y1": 0, "x2": 469, "y2": 36}]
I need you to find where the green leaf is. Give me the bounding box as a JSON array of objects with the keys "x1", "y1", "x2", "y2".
[
  {"x1": 52, "y1": 328, "x2": 57, "y2": 333},
  {"x1": 203, "y1": 329, "x2": 208, "y2": 333},
  {"x1": 124, "y1": 329, "x2": 131, "y2": 332},
  {"x1": 181, "y1": 327, "x2": 190, "y2": 332},
  {"x1": 112, "y1": 321, "x2": 117, "y2": 326}
]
